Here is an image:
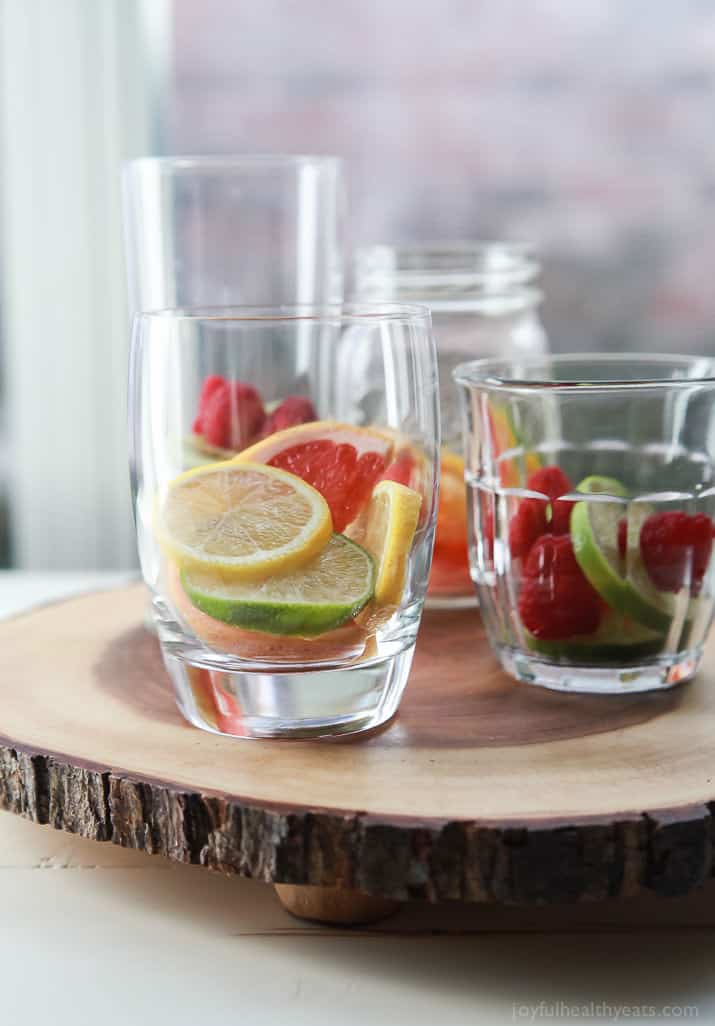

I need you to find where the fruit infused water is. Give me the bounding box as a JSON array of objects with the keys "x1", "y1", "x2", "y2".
[
  {"x1": 130, "y1": 307, "x2": 439, "y2": 738},
  {"x1": 454, "y1": 354, "x2": 715, "y2": 694}
]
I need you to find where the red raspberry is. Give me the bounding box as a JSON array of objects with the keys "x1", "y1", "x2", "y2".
[
  {"x1": 192, "y1": 374, "x2": 226, "y2": 434},
  {"x1": 260, "y1": 396, "x2": 317, "y2": 438},
  {"x1": 550, "y1": 497, "x2": 575, "y2": 535},
  {"x1": 618, "y1": 518, "x2": 627, "y2": 561},
  {"x1": 509, "y1": 465, "x2": 574, "y2": 560},
  {"x1": 527, "y1": 465, "x2": 572, "y2": 500},
  {"x1": 527, "y1": 465, "x2": 574, "y2": 535},
  {"x1": 640, "y1": 511, "x2": 713, "y2": 595},
  {"x1": 202, "y1": 381, "x2": 264, "y2": 450},
  {"x1": 518, "y1": 534, "x2": 602, "y2": 639},
  {"x1": 509, "y1": 499, "x2": 548, "y2": 559}
]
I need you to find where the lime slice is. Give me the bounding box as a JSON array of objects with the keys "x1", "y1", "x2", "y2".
[
  {"x1": 526, "y1": 609, "x2": 665, "y2": 663},
  {"x1": 570, "y1": 474, "x2": 629, "y2": 607},
  {"x1": 181, "y1": 534, "x2": 374, "y2": 636},
  {"x1": 182, "y1": 435, "x2": 234, "y2": 470},
  {"x1": 571, "y1": 475, "x2": 673, "y2": 632},
  {"x1": 157, "y1": 461, "x2": 333, "y2": 580}
]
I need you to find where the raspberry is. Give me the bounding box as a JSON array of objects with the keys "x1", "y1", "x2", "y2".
[
  {"x1": 192, "y1": 374, "x2": 227, "y2": 434},
  {"x1": 260, "y1": 396, "x2": 317, "y2": 437},
  {"x1": 640, "y1": 511, "x2": 713, "y2": 595},
  {"x1": 509, "y1": 465, "x2": 574, "y2": 559},
  {"x1": 527, "y1": 465, "x2": 574, "y2": 535},
  {"x1": 201, "y1": 381, "x2": 264, "y2": 450},
  {"x1": 527, "y1": 466, "x2": 572, "y2": 500},
  {"x1": 200, "y1": 385, "x2": 229, "y2": 447},
  {"x1": 509, "y1": 499, "x2": 548, "y2": 559},
  {"x1": 518, "y1": 534, "x2": 602, "y2": 639},
  {"x1": 550, "y1": 497, "x2": 575, "y2": 534},
  {"x1": 618, "y1": 518, "x2": 627, "y2": 561}
]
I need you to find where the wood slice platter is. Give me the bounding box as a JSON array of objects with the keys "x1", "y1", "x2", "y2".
[{"x1": 0, "y1": 583, "x2": 714, "y2": 907}]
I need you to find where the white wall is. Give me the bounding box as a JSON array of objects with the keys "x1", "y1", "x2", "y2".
[{"x1": 0, "y1": 0, "x2": 169, "y2": 569}]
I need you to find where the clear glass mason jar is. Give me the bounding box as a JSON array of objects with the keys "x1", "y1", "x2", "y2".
[{"x1": 353, "y1": 242, "x2": 549, "y2": 607}]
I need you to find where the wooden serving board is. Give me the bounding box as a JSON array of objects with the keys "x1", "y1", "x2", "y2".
[{"x1": 0, "y1": 584, "x2": 713, "y2": 909}]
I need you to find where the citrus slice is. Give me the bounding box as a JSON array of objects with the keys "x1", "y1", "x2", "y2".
[
  {"x1": 434, "y1": 448, "x2": 468, "y2": 562},
  {"x1": 570, "y1": 475, "x2": 675, "y2": 632},
  {"x1": 570, "y1": 474, "x2": 629, "y2": 606},
  {"x1": 236, "y1": 420, "x2": 395, "y2": 464},
  {"x1": 183, "y1": 434, "x2": 235, "y2": 470},
  {"x1": 181, "y1": 534, "x2": 374, "y2": 636},
  {"x1": 380, "y1": 441, "x2": 433, "y2": 533},
  {"x1": 428, "y1": 448, "x2": 471, "y2": 595},
  {"x1": 363, "y1": 480, "x2": 422, "y2": 605},
  {"x1": 234, "y1": 420, "x2": 396, "y2": 533},
  {"x1": 157, "y1": 461, "x2": 332, "y2": 580},
  {"x1": 168, "y1": 563, "x2": 368, "y2": 662},
  {"x1": 488, "y1": 405, "x2": 542, "y2": 487}
]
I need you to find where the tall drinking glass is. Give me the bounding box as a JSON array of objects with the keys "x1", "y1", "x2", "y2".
[
  {"x1": 121, "y1": 156, "x2": 344, "y2": 311},
  {"x1": 130, "y1": 305, "x2": 439, "y2": 738}
]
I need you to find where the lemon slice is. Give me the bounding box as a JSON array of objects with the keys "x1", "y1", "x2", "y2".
[
  {"x1": 181, "y1": 534, "x2": 374, "y2": 636},
  {"x1": 364, "y1": 480, "x2": 422, "y2": 605},
  {"x1": 157, "y1": 461, "x2": 332, "y2": 580}
]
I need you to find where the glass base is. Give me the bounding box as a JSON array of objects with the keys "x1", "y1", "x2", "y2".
[
  {"x1": 162, "y1": 644, "x2": 416, "y2": 739},
  {"x1": 497, "y1": 645, "x2": 701, "y2": 694}
]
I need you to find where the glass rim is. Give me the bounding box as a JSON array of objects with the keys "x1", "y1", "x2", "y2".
[
  {"x1": 123, "y1": 154, "x2": 342, "y2": 174},
  {"x1": 133, "y1": 302, "x2": 432, "y2": 326},
  {"x1": 453, "y1": 353, "x2": 715, "y2": 392},
  {"x1": 354, "y1": 240, "x2": 537, "y2": 278}
]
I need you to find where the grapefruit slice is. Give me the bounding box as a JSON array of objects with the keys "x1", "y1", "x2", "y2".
[
  {"x1": 236, "y1": 420, "x2": 395, "y2": 464},
  {"x1": 233, "y1": 421, "x2": 396, "y2": 533}
]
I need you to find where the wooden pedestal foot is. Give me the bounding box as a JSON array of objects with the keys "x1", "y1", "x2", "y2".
[{"x1": 275, "y1": 884, "x2": 402, "y2": 925}]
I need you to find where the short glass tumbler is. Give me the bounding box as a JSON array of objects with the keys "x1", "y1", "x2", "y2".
[
  {"x1": 454, "y1": 354, "x2": 715, "y2": 694},
  {"x1": 130, "y1": 305, "x2": 439, "y2": 738}
]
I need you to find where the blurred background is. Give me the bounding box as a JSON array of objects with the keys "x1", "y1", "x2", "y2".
[{"x1": 2, "y1": 0, "x2": 715, "y2": 571}]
